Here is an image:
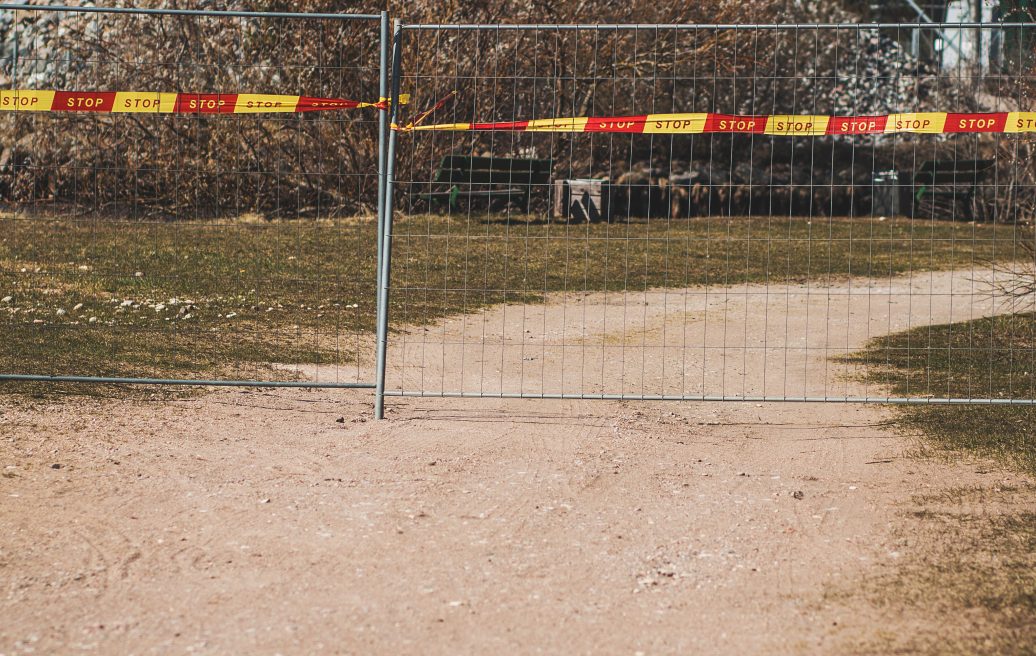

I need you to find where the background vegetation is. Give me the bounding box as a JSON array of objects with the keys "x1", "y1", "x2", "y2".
[{"x1": 0, "y1": 0, "x2": 1031, "y2": 219}]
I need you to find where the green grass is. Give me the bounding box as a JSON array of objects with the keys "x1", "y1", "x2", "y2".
[
  {"x1": 844, "y1": 312, "x2": 1036, "y2": 476},
  {"x1": 0, "y1": 212, "x2": 1025, "y2": 393},
  {"x1": 390, "y1": 213, "x2": 1024, "y2": 324},
  {"x1": 0, "y1": 215, "x2": 379, "y2": 394}
]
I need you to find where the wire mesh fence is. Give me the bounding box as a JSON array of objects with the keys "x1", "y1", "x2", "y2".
[
  {"x1": 0, "y1": 5, "x2": 387, "y2": 389},
  {"x1": 379, "y1": 22, "x2": 1036, "y2": 405}
]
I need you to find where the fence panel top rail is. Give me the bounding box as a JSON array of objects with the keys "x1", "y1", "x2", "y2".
[
  {"x1": 400, "y1": 22, "x2": 1036, "y2": 30},
  {"x1": 0, "y1": 4, "x2": 382, "y2": 20}
]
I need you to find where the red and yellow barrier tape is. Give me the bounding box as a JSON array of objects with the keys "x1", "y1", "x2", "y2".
[
  {"x1": 402, "y1": 111, "x2": 1036, "y2": 135},
  {"x1": 7, "y1": 89, "x2": 1028, "y2": 135},
  {"x1": 0, "y1": 90, "x2": 409, "y2": 114}
]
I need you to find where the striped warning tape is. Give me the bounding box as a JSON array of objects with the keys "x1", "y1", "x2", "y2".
[
  {"x1": 403, "y1": 111, "x2": 1036, "y2": 135},
  {"x1": 0, "y1": 90, "x2": 409, "y2": 114}
]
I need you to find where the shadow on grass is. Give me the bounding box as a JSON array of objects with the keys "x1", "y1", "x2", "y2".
[
  {"x1": 835, "y1": 314, "x2": 1036, "y2": 654},
  {"x1": 827, "y1": 484, "x2": 1036, "y2": 656},
  {"x1": 842, "y1": 312, "x2": 1036, "y2": 476}
]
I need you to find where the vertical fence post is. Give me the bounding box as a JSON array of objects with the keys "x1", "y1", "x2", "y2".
[
  {"x1": 375, "y1": 8, "x2": 387, "y2": 315},
  {"x1": 374, "y1": 20, "x2": 403, "y2": 419}
]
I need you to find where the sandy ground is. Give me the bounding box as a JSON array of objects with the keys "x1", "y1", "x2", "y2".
[
  {"x1": 385, "y1": 268, "x2": 1010, "y2": 400},
  {"x1": 1, "y1": 268, "x2": 1032, "y2": 655}
]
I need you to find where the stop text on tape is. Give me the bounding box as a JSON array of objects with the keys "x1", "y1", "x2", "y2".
[
  {"x1": 0, "y1": 90, "x2": 410, "y2": 114},
  {"x1": 403, "y1": 111, "x2": 1036, "y2": 135}
]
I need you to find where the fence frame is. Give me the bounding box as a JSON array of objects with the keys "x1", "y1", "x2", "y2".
[
  {"x1": 373, "y1": 19, "x2": 1036, "y2": 415},
  {"x1": 0, "y1": 3, "x2": 389, "y2": 391}
]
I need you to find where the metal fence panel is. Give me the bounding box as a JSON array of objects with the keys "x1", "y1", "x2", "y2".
[
  {"x1": 0, "y1": 6, "x2": 387, "y2": 390},
  {"x1": 378, "y1": 22, "x2": 1036, "y2": 407}
]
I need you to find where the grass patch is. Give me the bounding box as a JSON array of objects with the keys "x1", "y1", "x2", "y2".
[
  {"x1": 1, "y1": 215, "x2": 379, "y2": 395},
  {"x1": 390, "y1": 213, "x2": 1021, "y2": 325},
  {"x1": 1, "y1": 212, "x2": 1023, "y2": 394},
  {"x1": 842, "y1": 312, "x2": 1036, "y2": 653},
  {"x1": 844, "y1": 312, "x2": 1036, "y2": 475},
  {"x1": 832, "y1": 485, "x2": 1036, "y2": 656}
]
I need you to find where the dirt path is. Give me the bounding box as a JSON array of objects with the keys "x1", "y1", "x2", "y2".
[
  {"x1": 384, "y1": 267, "x2": 1009, "y2": 400},
  {"x1": 1, "y1": 268, "x2": 1030, "y2": 654}
]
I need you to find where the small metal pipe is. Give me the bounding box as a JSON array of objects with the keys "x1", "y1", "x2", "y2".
[
  {"x1": 373, "y1": 20, "x2": 404, "y2": 420},
  {"x1": 0, "y1": 374, "x2": 375, "y2": 389},
  {"x1": 11, "y1": 11, "x2": 17, "y2": 85},
  {"x1": 901, "y1": 0, "x2": 966, "y2": 59},
  {"x1": 0, "y1": 4, "x2": 380, "y2": 20},
  {"x1": 384, "y1": 391, "x2": 1036, "y2": 405}
]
